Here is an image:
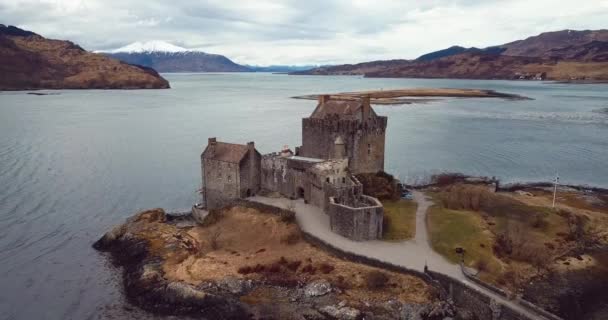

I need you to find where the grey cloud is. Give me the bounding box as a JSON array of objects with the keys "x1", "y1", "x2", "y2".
[{"x1": 1, "y1": 0, "x2": 607, "y2": 65}]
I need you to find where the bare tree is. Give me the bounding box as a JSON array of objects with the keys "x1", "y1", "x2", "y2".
[{"x1": 209, "y1": 228, "x2": 222, "y2": 250}]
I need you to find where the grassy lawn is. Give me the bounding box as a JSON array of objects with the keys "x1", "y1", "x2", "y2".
[
  {"x1": 490, "y1": 204, "x2": 568, "y2": 246},
  {"x1": 381, "y1": 200, "x2": 417, "y2": 241},
  {"x1": 427, "y1": 205, "x2": 503, "y2": 281}
]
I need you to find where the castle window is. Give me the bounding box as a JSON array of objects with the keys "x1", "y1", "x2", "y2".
[
  {"x1": 227, "y1": 175, "x2": 231, "y2": 182},
  {"x1": 368, "y1": 143, "x2": 371, "y2": 155},
  {"x1": 342, "y1": 177, "x2": 346, "y2": 184},
  {"x1": 326, "y1": 177, "x2": 330, "y2": 183}
]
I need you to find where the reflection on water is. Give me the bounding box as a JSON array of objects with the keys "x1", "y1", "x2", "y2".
[{"x1": 0, "y1": 73, "x2": 607, "y2": 319}]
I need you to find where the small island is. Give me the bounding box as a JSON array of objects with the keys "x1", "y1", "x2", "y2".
[
  {"x1": 292, "y1": 88, "x2": 530, "y2": 105},
  {"x1": 95, "y1": 95, "x2": 608, "y2": 320}
]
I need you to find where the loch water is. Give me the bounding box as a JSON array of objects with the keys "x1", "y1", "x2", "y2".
[{"x1": 1, "y1": 73, "x2": 607, "y2": 319}]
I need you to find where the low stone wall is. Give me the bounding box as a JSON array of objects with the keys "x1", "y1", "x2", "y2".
[
  {"x1": 460, "y1": 264, "x2": 563, "y2": 320},
  {"x1": 461, "y1": 262, "x2": 511, "y2": 298},
  {"x1": 517, "y1": 299, "x2": 564, "y2": 320},
  {"x1": 427, "y1": 271, "x2": 529, "y2": 320},
  {"x1": 223, "y1": 199, "x2": 296, "y2": 223},
  {"x1": 328, "y1": 195, "x2": 383, "y2": 241}
]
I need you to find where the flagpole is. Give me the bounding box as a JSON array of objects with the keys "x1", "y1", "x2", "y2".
[{"x1": 552, "y1": 172, "x2": 559, "y2": 209}]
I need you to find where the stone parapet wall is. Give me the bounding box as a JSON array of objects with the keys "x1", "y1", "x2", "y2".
[
  {"x1": 302, "y1": 116, "x2": 388, "y2": 132},
  {"x1": 328, "y1": 195, "x2": 383, "y2": 240},
  {"x1": 221, "y1": 198, "x2": 296, "y2": 223}
]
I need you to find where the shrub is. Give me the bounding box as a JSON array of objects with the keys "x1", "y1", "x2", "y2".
[
  {"x1": 365, "y1": 270, "x2": 389, "y2": 289},
  {"x1": 319, "y1": 263, "x2": 335, "y2": 274},
  {"x1": 280, "y1": 211, "x2": 296, "y2": 224},
  {"x1": 334, "y1": 275, "x2": 351, "y2": 290},
  {"x1": 301, "y1": 264, "x2": 316, "y2": 275},
  {"x1": 253, "y1": 264, "x2": 265, "y2": 273},
  {"x1": 438, "y1": 184, "x2": 489, "y2": 211},
  {"x1": 499, "y1": 270, "x2": 519, "y2": 287},
  {"x1": 474, "y1": 259, "x2": 488, "y2": 273},
  {"x1": 268, "y1": 263, "x2": 282, "y2": 273},
  {"x1": 286, "y1": 260, "x2": 302, "y2": 272},
  {"x1": 208, "y1": 228, "x2": 222, "y2": 250},
  {"x1": 432, "y1": 172, "x2": 467, "y2": 187},
  {"x1": 281, "y1": 229, "x2": 301, "y2": 245},
  {"x1": 201, "y1": 208, "x2": 224, "y2": 227},
  {"x1": 493, "y1": 233, "x2": 513, "y2": 257},
  {"x1": 531, "y1": 213, "x2": 549, "y2": 229},
  {"x1": 355, "y1": 171, "x2": 400, "y2": 200},
  {"x1": 238, "y1": 266, "x2": 252, "y2": 274}
]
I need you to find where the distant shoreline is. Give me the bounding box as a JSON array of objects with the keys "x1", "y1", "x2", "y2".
[{"x1": 550, "y1": 80, "x2": 608, "y2": 84}]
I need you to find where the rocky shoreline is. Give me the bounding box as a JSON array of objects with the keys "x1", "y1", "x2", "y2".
[{"x1": 94, "y1": 208, "x2": 453, "y2": 320}]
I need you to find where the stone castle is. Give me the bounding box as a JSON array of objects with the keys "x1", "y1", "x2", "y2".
[{"x1": 200, "y1": 95, "x2": 388, "y2": 240}]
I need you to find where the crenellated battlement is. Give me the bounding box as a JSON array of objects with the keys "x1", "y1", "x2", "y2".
[{"x1": 302, "y1": 115, "x2": 387, "y2": 133}]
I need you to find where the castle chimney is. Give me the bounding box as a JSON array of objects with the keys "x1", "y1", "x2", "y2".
[
  {"x1": 247, "y1": 141, "x2": 257, "y2": 195},
  {"x1": 333, "y1": 136, "x2": 346, "y2": 159},
  {"x1": 207, "y1": 137, "x2": 217, "y2": 158},
  {"x1": 361, "y1": 95, "x2": 371, "y2": 120},
  {"x1": 318, "y1": 94, "x2": 330, "y2": 105}
]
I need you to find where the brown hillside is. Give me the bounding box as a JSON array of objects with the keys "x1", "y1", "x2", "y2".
[
  {"x1": 366, "y1": 53, "x2": 608, "y2": 81},
  {"x1": 295, "y1": 29, "x2": 608, "y2": 81},
  {"x1": 0, "y1": 25, "x2": 169, "y2": 90},
  {"x1": 501, "y1": 29, "x2": 608, "y2": 57}
]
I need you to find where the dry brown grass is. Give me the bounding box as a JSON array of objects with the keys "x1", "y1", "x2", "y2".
[{"x1": 155, "y1": 206, "x2": 433, "y2": 305}]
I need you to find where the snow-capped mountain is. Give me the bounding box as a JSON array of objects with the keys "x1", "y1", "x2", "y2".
[
  {"x1": 102, "y1": 40, "x2": 250, "y2": 72},
  {"x1": 106, "y1": 40, "x2": 191, "y2": 54}
]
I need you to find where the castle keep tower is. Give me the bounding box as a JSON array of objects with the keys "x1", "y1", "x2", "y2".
[{"x1": 299, "y1": 95, "x2": 387, "y2": 174}]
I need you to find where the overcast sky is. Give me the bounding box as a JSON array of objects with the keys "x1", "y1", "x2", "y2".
[{"x1": 2, "y1": 0, "x2": 607, "y2": 65}]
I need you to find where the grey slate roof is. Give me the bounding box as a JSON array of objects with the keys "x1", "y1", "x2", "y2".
[{"x1": 202, "y1": 142, "x2": 249, "y2": 163}]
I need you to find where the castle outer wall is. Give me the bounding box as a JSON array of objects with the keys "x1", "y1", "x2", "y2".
[
  {"x1": 202, "y1": 158, "x2": 240, "y2": 210},
  {"x1": 201, "y1": 140, "x2": 261, "y2": 210}
]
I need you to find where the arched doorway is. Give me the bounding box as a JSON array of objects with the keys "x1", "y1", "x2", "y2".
[
  {"x1": 246, "y1": 189, "x2": 252, "y2": 197},
  {"x1": 297, "y1": 187, "x2": 305, "y2": 199}
]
